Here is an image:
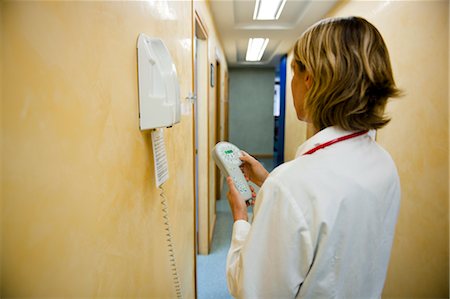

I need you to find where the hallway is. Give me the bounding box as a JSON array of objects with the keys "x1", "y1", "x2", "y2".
[{"x1": 1, "y1": 1, "x2": 449, "y2": 298}]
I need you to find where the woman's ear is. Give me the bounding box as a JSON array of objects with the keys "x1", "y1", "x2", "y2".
[{"x1": 305, "y1": 72, "x2": 313, "y2": 90}]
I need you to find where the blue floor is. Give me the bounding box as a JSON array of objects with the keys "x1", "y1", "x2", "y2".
[
  {"x1": 196, "y1": 189, "x2": 234, "y2": 299},
  {"x1": 197, "y1": 159, "x2": 274, "y2": 299}
]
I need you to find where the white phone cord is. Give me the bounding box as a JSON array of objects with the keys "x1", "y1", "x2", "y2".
[{"x1": 159, "y1": 185, "x2": 182, "y2": 299}]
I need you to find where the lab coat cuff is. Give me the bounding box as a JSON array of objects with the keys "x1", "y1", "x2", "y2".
[{"x1": 232, "y1": 220, "x2": 251, "y2": 242}]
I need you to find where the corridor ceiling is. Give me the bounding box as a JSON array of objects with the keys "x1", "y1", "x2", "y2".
[{"x1": 208, "y1": 0, "x2": 340, "y2": 68}]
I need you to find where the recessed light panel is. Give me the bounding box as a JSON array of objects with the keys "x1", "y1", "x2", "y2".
[
  {"x1": 245, "y1": 38, "x2": 269, "y2": 61},
  {"x1": 253, "y1": 0, "x2": 287, "y2": 20}
]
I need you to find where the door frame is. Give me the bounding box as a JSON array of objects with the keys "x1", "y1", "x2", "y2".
[
  {"x1": 194, "y1": 10, "x2": 211, "y2": 256},
  {"x1": 214, "y1": 59, "x2": 222, "y2": 200}
]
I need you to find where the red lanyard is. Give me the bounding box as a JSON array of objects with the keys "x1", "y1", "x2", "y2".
[{"x1": 303, "y1": 130, "x2": 368, "y2": 156}]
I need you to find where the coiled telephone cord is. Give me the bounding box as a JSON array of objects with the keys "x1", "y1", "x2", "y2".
[{"x1": 159, "y1": 185, "x2": 183, "y2": 299}]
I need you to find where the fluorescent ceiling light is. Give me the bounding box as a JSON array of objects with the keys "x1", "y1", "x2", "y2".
[
  {"x1": 245, "y1": 38, "x2": 269, "y2": 62},
  {"x1": 253, "y1": 0, "x2": 287, "y2": 20}
]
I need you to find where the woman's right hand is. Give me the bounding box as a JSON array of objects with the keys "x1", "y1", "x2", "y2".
[{"x1": 239, "y1": 151, "x2": 269, "y2": 187}]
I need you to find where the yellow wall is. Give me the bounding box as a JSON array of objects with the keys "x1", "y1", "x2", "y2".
[
  {"x1": 2, "y1": 2, "x2": 195, "y2": 297},
  {"x1": 285, "y1": 1, "x2": 449, "y2": 297},
  {"x1": 0, "y1": 1, "x2": 3, "y2": 293}
]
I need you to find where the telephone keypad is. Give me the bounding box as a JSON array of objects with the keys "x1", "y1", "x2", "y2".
[{"x1": 213, "y1": 141, "x2": 252, "y2": 201}]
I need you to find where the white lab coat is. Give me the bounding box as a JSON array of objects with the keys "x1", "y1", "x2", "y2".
[{"x1": 226, "y1": 126, "x2": 401, "y2": 299}]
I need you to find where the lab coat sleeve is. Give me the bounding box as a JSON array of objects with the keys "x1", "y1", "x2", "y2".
[
  {"x1": 226, "y1": 177, "x2": 314, "y2": 299},
  {"x1": 226, "y1": 220, "x2": 251, "y2": 297}
]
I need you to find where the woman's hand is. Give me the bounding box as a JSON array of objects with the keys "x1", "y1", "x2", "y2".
[
  {"x1": 226, "y1": 177, "x2": 248, "y2": 222},
  {"x1": 239, "y1": 151, "x2": 269, "y2": 187}
]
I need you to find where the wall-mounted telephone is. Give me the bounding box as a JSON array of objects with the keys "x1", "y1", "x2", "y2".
[
  {"x1": 212, "y1": 142, "x2": 253, "y2": 202},
  {"x1": 137, "y1": 33, "x2": 180, "y2": 130},
  {"x1": 137, "y1": 34, "x2": 182, "y2": 298}
]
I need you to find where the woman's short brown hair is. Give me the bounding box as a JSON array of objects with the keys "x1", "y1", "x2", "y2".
[{"x1": 293, "y1": 16, "x2": 401, "y2": 131}]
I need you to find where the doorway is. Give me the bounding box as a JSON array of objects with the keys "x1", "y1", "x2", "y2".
[{"x1": 194, "y1": 11, "x2": 212, "y2": 256}]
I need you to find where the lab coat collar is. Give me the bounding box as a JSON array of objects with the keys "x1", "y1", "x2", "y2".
[{"x1": 295, "y1": 126, "x2": 365, "y2": 158}]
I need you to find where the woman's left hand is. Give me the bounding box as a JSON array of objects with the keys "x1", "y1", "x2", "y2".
[{"x1": 226, "y1": 177, "x2": 249, "y2": 222}]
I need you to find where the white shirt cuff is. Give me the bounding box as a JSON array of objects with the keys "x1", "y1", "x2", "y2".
[{"x1": 232, "y1": 220, "x2": 251, "y2": 242}]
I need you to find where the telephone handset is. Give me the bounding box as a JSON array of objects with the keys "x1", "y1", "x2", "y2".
[{"x1": 212, "y1": 142, "x2": 253, "y2": 202}]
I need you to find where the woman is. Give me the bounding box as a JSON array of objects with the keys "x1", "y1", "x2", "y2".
[{"x1": 226, "y1": 16, "x2": 401, "y2": 298}]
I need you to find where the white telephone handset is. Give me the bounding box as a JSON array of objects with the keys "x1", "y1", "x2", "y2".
[{"x1": 212, "y1": 142, "x2": 252, "y2": 202}]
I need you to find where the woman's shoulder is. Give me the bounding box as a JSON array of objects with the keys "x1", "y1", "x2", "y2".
[
  {"x1": 262, "y1": 157, "x2": 325, "y2": 203},
  {"x1": 269, "y1": 155, "x2": 320, "y2": 182}
]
